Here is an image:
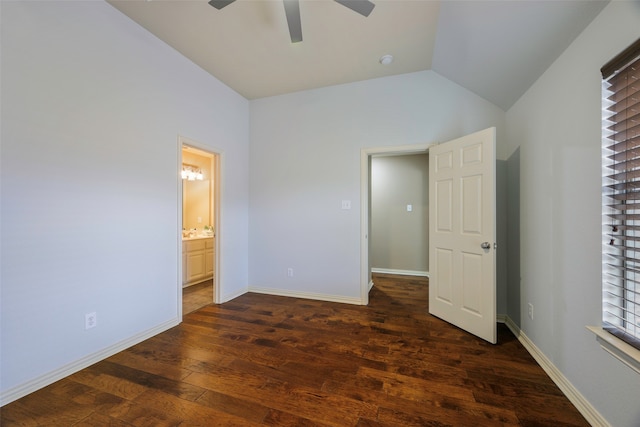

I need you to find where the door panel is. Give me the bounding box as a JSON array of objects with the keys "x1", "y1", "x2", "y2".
[
  {"x1": 429, "y1": 127, "x2": 496, "y2": 344},
  {"x1": 461, "y1": 251, "x2": 482, "y2": 314},
  {"x1": 436, "y1": 179, "x2": 453, "y2": 232},
  {"x1": 435, "y1": 248, "x2": 454, "y2": 304},
  {"x1": 462, "y1": 175, "x2": 483, "y2": 234},
  {"x1": 462, "y1": 142, "x2": 483, "y2": 165}
]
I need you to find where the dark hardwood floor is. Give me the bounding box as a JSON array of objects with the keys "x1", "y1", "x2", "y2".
[{"x1": 1, "y1": 274, "x2": 589, "y2": 426}]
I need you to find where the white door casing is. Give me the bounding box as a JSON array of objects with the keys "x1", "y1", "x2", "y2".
[{"x1": 428, "y1": 127, "x2": 496, "y2": 344}]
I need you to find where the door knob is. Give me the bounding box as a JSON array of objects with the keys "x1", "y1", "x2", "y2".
[{"x1": 481, "y1": 242, "x2": 491, "y2": 249}]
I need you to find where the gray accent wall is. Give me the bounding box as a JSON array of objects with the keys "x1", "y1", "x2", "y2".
[
  {"x1": 496, "y1": 159, "x2": 508, "y2": 318},
  {"x1": 371, "y1": 154, "x2": 429, "y2": 273},
  {"x1": 506, "y1": 148, "x2": 521, "y2": 326}
]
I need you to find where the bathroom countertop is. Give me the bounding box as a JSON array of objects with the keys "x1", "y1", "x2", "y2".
[{"x1": 182, "y1": 234, "x2": 214, "y2": 241}]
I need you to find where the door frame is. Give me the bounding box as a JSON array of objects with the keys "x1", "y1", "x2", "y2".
[
  {"x1": 178, "y1": 135, "x2": 223, "y2": 317},
  {"x1": 360, "y1": 142, "x2": 433, "y2": 305}
]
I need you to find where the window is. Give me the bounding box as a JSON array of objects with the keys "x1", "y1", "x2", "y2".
[{"x1": 602, "y1": 38, "x2": 640, "y2": 351}]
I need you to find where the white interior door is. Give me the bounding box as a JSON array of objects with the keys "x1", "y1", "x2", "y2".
[{"x1": 428, "y1": 127, "x2": 496, "y2": 344}]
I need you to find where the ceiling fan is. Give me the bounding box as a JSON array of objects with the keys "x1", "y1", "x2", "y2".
[{"x1": 208, "y1": 0, "x2": 375, "y2": 43}]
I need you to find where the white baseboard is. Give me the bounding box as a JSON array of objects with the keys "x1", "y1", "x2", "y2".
[
  {"x1": 371, "y1": 268, "x2": 429, "y2": 277},
  {"x1": 0, "y1": 317, "x2": 180, "y2": 407},
  {"x1": 503, "y1": 316, "x2": 610, "y2": 427},
  {"x1": 248, "y1": 286, "x2": 363, "y2": 305},
  {"x1": 369, "y1": 280, "x2": 374, "y2": 291}
]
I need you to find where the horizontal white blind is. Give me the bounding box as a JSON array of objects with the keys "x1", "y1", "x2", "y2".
[{"x1": 602, "y1": 39, "x2": 640, "y2": 350}]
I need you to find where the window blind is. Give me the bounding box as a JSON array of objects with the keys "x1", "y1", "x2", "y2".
[{"x1": 602, "y1": 38, "x2": 640, "y2": 350}]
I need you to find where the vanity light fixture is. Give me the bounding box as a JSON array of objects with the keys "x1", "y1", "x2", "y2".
[{"x1": 181, "y1": 164, "x2": 204, "y2": 181}]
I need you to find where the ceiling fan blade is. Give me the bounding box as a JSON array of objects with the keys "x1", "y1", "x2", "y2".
[
  {"x1": 283, "y1": 0, "x2": 303, "y2": 43},
  {"x1": 208, "y1": 0, "x2": 236, "y2": 10},
  {"x1": 334, "y1": 0, "x2": 375, "y2": 17}
]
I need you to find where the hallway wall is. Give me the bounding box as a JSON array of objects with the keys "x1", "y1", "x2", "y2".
[{"x1": 370, "y1": 154, "x2": 429, "y2": 274}]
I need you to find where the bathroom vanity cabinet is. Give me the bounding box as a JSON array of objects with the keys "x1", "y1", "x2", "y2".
[{"x1": 182, "y1": 236, "x2": 214, "y2": 287}]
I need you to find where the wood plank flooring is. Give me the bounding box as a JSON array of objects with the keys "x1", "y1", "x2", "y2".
[{"x1": 1, "y1": 274, "x2": 589, "y2": 426}]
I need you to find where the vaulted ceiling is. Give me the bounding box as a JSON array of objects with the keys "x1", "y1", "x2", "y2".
[{"x1": 108, "y1": 0, "x2": 608, "y2": 110}]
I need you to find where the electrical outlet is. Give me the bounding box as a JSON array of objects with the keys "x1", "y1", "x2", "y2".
[
  {"x1": 287, "y1": 268, "x2": 294, "y2": 277},
  {"x1": 527, "y1": 303, "x2": 533, "y2": 320},
  {"x1": 85, "y1": 312, "x2": 97, "y2": 330}
]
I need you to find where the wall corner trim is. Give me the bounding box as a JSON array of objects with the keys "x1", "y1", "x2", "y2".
[
  {"x1": 504, "y1": 317, "x2": 611, "y2": 427},
  {"x1": 0, "y1": 317, "x2": 181, "y2": 407},
  {"x1": 220, "y1": 287, "x2": 249, "y2": 304}
]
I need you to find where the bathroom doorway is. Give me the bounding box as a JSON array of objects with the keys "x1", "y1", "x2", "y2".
[{"x1": 179, "y1": 137, "x2": 220, "y2": 315}]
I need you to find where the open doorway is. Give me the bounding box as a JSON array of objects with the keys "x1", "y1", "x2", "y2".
[
  {"x1": 370, "y1": 153, "x2": 430, "y2": 277},
  {"x1": 360, "y1": 144, "x2": 431, "y2": 304},
  {"x1": 179, "y1": 138, "x2": 220, "y2": 315},
  {"x1": 361, "y1": 128, "x2": 497, "y2": 343}
]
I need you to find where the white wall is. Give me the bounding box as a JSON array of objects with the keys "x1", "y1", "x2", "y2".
[
  {"x1": 249, "y1": 71, "x2": 505, "y2": 302},
  {"x1": 505, "y1": 2, "x2": 640, "y2": 425},
  {"x1": 0, "y1": 1, "x2": 249, "y2": 401}
]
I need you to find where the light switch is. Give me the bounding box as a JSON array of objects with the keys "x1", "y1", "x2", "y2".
[
  {"x1": 341, "y1": 200, "x2": 351, "y2": 210},
  {"x1": 407, "y1": 204, "x2": 412, "y2": 212},
  {"x1": 197, "y1": 216, "x2": 202, "y2": 223}
]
